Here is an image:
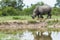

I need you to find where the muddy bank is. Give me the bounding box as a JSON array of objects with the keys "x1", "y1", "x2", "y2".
[
  {"x1": 0, "y1": 20, "x2": 60, "y2": 32},
  {"x1": 0, "y1": 21, "x2": 47, "y2": 29}
]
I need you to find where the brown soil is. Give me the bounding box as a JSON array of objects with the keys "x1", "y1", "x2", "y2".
[
  {"x1": 0, "y1": 20, "x2": 60, "y2": 31},
  {"x1": 0, "y1": 20, "x2": 47, "y2": 29}
]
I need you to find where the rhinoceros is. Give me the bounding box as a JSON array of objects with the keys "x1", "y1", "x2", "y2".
[{"x1": 32, "y1": 5, "x2": 52, "y2": 19}]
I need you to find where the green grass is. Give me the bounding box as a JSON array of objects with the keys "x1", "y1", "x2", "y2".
[
  {"x1": 0, "y1": 15, "x2": 59, "y2": 22},
  {"x1": 0, "y1": 30, "x2": 24, "y2": 40},
  {"x1": 0, "y1": 15, "x2": 32, "y2": 22},
  {"x1": 0, "y1": 15, "x2": 60, "y2": 24},
  {"x1": 0, "y1": 33, "x2": 7, "y2": 39},
  {"x1": 0, "y1": 15, "x2": 59, "y2": 19},
  {"x1": 0, "y1": 32, "x2": 20, "y2": 40}
]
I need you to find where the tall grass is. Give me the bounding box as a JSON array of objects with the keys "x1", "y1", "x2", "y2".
[{"x1": 0, "y1": 15, "x2": 60, "y2": 22}]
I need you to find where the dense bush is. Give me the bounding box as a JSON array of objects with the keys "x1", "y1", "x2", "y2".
[
  {"x1": 0, "y1": 11, "x2": 2, "y2": 16},
  {"x1": 2, "y1": 7, "x2": 20, "y2": 16},
  {"x1": 18, "y1": 4, "x2": 36, "y2": 16},
  {"x1": 0, "y1": 2, "x2": 60, "y2": 16},
  {"x1": 0, "y1": 5, "x2": 35, "y2": 16},
  {"x1": 52, "y1": 7, "x2": 60, "y2": 15},
  {"x1": 0, "y1": 6, "x2": 60, "y2": 16}
]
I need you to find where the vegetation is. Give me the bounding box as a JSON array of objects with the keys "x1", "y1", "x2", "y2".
[
  {"x1": 55, "y1": 0, "x2": 60, "y2": 7},
  {"x1": 0, "y1": 0, "x2": 24, "y2": 10},
  {"x1": 0, "y1": 15, "x2": 59, "y2": 22},
  {"x1": 0, "y1": 0, "x2": 60, "y2": 16}
]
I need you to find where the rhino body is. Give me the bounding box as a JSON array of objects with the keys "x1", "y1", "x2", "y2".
[{"x1": 32, "y1": 5, "x2": 52, "y2": 19}]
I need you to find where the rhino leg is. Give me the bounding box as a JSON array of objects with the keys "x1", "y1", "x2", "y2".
[
  {"x1": 47, "y1": 12, "x2": 51, "y2": 19},
  {"x1": 37, "y1": 15, "x2": 40, "y2": 18},
  {"x1": 40, "y1": 15, "x2": 44, "y2": 18}
]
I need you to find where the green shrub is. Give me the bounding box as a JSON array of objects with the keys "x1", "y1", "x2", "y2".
[
  {"x1": 13, "y1": 16, "x2": 20, "y2": 20},
  {"x1": 13, "y1": 16, "x2": 26, "y2": 20},
  {"x1": 2, "y1": 7, "x2": 20, "y2": 16},
  {"x1": 0, "y1": 11, "x2": 2, "y2": 16},
  {"x1": 52, "y1": 7, "x2": 60, "y2": 15}
]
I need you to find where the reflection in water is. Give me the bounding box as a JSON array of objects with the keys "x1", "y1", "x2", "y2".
[
  {"x1": 51, "y1": 32, "x2": 60, "y2": 40},
  {"x1": 20, "y1": 31, "x2": 60, "y2": 40},
  {"x1": 20, "y1": 31, "x2": 34, "y2": 40},
  {"x1": 34, "y1": 32, "x2": 52, "y2": 40},
  {"x1": 0, "y1": 31, "x2": 60, "y2": 40},
  {"x1": 18, "y1": 31, "x2": 60, "y2": 40}
]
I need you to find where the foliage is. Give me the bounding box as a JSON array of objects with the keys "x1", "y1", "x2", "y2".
[
  {"x1": 13, "y1": 16, "x2": 20, "y2": 20},
  {"x1": 2, "y1": 7, "x2": 20, "y2": 16},
  {"x1": 0, "y1": 0, "x2": 24, "y2": 10},
  {"x1": 0, "y1": 11, "x2": 2, "y2": 16},
  {"x1": 12, "y1": 16, "x2": 26, "y2": 20},
  {"x1": 55, "y1": 0, "x2": 60, "y2": 7},
  {"x1": 52, "y1": 7, "x2": 60, "y2": 15},
  {"x1": 0, "y1": 1, "x2": 60, "y2": 16},
  {"x1": 22, "y1": 6, "x2": 34, "y2": 15}
]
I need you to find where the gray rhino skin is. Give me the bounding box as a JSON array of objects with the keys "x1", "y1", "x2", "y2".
[{"x1": 32, "y1": 5, "x2": 52, "y2": 19}]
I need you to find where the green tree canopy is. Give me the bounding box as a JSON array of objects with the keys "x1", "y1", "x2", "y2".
[
  {"x1": 0, "y1": 0, "x2": 24, "y2": 10},
  {"x1": 55, "y1": 0, "x2": 60, "y2": 7}
]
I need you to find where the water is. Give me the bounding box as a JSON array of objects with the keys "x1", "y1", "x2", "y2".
[{"x1": 0, "y1": 31, "x2": 60, "y2": 40}]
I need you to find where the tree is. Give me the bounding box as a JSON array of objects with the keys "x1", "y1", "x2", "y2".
[
  {"x1": 36, "y1": 2, "x2": 44, "y2": 6},
  {"x1": 2, "y1": 7, "x2": 20, "y2": 16},
  {"x1": 16, "y1": 0, "x2": 25, "y2": 10},
  {"x1": 0, "y1": 0, "x2": 24, "y2": 10},
  {"x1": 55, "y1": 0, "x2": 60, "y2": 7}
]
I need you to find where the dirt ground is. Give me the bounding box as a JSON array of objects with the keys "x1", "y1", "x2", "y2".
[
  {"x1": 0, "y1": 19, "x2": 60, "y2": 31},
  {"x1": 0, "y1": 20, "x2": 60, "y2": 29},
  {"x1": 0, "y1": 20, "x2": 47, "y2": 29}
]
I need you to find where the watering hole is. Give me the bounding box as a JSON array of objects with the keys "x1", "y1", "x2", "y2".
[{"x1": 0, "y1": 30, "x2": 60, "y2": 40}]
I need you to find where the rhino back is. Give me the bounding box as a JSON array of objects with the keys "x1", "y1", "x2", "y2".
[{"x1": 38, "y1": 5, "x2": 51, "y2": 13}]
